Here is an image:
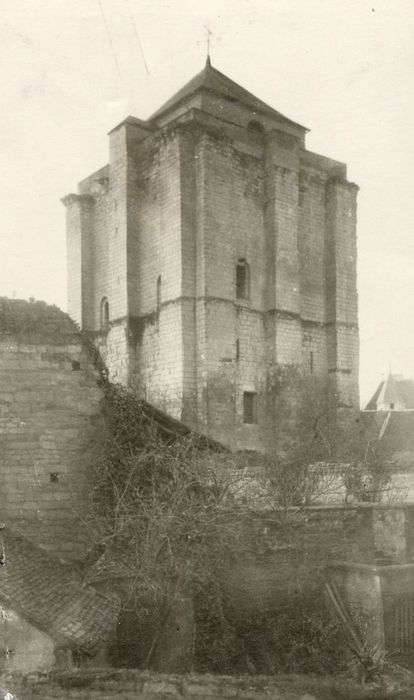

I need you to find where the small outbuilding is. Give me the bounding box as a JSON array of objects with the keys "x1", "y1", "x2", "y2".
[{"x1": 0, "y1": 526, "x2": 120, "y2": 672}]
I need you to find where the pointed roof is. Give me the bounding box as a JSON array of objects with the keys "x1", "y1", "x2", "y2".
[
  {"x1": 365, "y1": 373, "x2": 414, "y2": 411},
  {"x1": 380, "y1": 372, "x2": 399, "y2": 406},
  {"x1": 150, "y1": 58, "x2": 307, "y2": 131}
]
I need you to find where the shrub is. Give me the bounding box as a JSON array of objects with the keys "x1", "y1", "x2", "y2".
[{"x1": 234, "y1": 596, "x2": 347, "y2": 675}]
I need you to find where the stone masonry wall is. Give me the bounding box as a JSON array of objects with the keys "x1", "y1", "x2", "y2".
[
  {"x1": 324, "y1": 178, "x2": 359, "y2": 410},
  {"x1": 185, "y1": 127, "x2": 358, "y2": 450},
  {"x1": 224, "y1": 506, "x2": 374, "y2": 615},
  {"x1": 0, "y1": 669, "x2": 367, "y2": 700},
  {"x1": 127, "y1": 130, "x2": 185, "y2": 415},
  {"x1": 94, "y1": 323, "x2": 130, "y2": 387},
  {"x1": 0, "y1": 300, "x2": 104, "y2": 559},
  {"x1": 65, "y1": 92, "x2": 359, "y2": 453},
  {"x1": 193, "y1": 134, "x2": 268, "y2": 449}
]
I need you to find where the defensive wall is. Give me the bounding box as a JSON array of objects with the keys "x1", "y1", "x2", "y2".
[{"x1": 0, "y1": 298, "x2": 104, "y2": 559}]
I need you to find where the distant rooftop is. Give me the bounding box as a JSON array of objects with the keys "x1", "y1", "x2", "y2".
[{"x1": 365, "y1": 372, "x2": 414, "y2": 411}]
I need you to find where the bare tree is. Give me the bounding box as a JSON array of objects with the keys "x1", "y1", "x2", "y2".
[
  {"x1": 257, "y1": 367, "x2": 397, "y2": 519},
  {"x1": 83, "y1": 383, "x2": 253, "y2": 669},
  {"x1": 81, "y1": 369, "x2": 397, "y2": 672}
]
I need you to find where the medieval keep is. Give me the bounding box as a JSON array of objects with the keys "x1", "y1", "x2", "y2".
[{"x1": 63, "y1": 58, "x2": 359, "y2": 452}]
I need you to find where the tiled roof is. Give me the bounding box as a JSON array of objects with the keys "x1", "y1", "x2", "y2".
[
  {"x1": 150, "y1": 58, "x2": 307, "y2": 130},
  {"x1": 82, "y1": 552, "x2": 134, "y2": 586},
  {"x1": 365, "y1": 383, "x2": 383, "y2": 411},
  {"x1": 396, "y1": 379, "x2": 414, "y2": 408},
  {"x1": 0, "y1": 528, "x2": 120, "y2": 653},
  {"x1": 365, "y1": 374, "x2": 414, "y2": 411},
  {"x1": 362, "y1": 411, "x2": 414, "y2": 453}
]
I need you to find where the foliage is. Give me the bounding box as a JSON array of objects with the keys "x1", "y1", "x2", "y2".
[
  {"x1": 86, "y1": 383, "x2": 251, "y2": 668},
  {"x1": 0, "y1": 296, "x2": 78, "y2": 342},
  {"x1": 234, "y1": 597, "x2": 347, "y2": 675},
  {"x1": 324, "y1": 581, "x2": 413, "y2": 689},
  {"x1": 262, "y1": 368, "x2": 397, "y2": 510},
  {"x1": 251, "y1": 375, "x2": 337, "y2": 521},
  {"x1": 340, "y1": 426, "x2": 395, "y2": 503},
  {"x1": 84, "y1": 372, "x2": 398, "y2": 673},
  {"x1": 193, "y1": 581, "x2": 247, "y2": 674},
  {"x1": 86, "y1": 380, "x2": 352, "y2": 673}
]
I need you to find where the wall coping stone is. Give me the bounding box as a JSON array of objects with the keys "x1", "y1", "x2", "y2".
[{"x1": 328, "y1": 560, "x2": 414, "y2": 575}]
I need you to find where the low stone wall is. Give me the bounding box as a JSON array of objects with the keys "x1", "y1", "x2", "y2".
[
  {"x1": 221, "y1": 504, "x2": 414, "y2": 617},
  {"x1": 0, "y1": 669, "x2": 376, "y2": 700},
  {"x1": 222, "y1": 505, "x2": 374, "y2": 614}
]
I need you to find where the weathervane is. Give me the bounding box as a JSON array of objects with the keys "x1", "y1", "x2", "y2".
[
  {"x1": 198, "y1": 24, "x2": 220, "y2": 64},
  {"x1": 204, "y1": 24, "x2": 212, "y2": 59}
]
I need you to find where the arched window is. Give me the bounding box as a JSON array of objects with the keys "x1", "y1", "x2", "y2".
[
  {"x1": 247, "y1": 120, "x2": 265, "y2": 144},
  {"x1": 156, "y1": 275, "x2": 162, "y2": 312},
  {"x1": 236, "y1": 259, "x2": 250, "y2": 300},
  {"x1": 100, "y1": 297, "x2": 110, "y2": 330}
]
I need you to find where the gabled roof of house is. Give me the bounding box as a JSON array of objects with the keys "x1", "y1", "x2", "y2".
[
  {"x1": 150, "y1": 57, "x2": 307, "y2": 131},
  {"x1": 365, "y1": 373, "x2": 414, "y2": 411},
  {"x1": 0, "y1": 528, "x2": 120, "y2": 654}
]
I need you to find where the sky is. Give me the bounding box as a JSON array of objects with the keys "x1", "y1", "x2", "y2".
[{"x1": 0, "y1": 0, "x2": 413, "y2": 405}]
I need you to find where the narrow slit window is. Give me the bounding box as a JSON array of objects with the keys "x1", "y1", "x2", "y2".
[
  {"x1": 310, "y1": 351, "x2": 314, "y2": 374},
  {"x1": 243, "y1": 392, "x2": 257, "y2": 424},
  {"x1": 236, "y1": 259, "x2": 250, "y2": 300},
  {"x1": 236, "y1": 339, "x2": 240, "y2": 362},
  {"x1": 100, "y1": 297, "x2": 110, "y2": 330}
]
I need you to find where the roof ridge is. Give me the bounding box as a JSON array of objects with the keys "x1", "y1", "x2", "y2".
[{"x1": 149, "y1": 62, "x2": 306, "y2": 130}]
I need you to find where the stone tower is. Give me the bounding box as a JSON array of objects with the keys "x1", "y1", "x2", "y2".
[{"x1": 63, "y1": 59, "x2": 359, "y2": 452}]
